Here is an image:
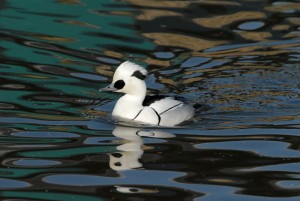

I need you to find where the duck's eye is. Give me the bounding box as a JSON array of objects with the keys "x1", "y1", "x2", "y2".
[{"x1": 114, "y1": 80, "x2": 125, "y2": 90}]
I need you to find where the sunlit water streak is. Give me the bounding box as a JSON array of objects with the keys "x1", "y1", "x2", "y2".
[{"x1": 0, "y1": 0, "x2": 300, "y2": 200}]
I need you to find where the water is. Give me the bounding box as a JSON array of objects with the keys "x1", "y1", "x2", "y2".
[{"x1": 1, "y1": 0, "x2": 300, "y2": 200}]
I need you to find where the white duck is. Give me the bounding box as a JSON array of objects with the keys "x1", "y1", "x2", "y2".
[{"x1": 100, "y1": 61, "x2": 194, "y2": 126}]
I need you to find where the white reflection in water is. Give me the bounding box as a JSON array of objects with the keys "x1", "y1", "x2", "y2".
[{"x1": 109, "y1": 126, "x2": 175, "y2": 171}]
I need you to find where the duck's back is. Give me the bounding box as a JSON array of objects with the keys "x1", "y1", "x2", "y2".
[{"x1": 143, "y1": 95, "x2": 195, "y2": 126}]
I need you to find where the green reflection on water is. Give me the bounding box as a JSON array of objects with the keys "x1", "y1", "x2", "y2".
[
  {"x1": 0, "y1": 0, "x2": 156, "y2": 120},
  {"x1": 2, "y1": 0, "x2": 155, "y2": 54},
  {"x1": 2, "y1": 191, "x2": 104, "y2": 201}
]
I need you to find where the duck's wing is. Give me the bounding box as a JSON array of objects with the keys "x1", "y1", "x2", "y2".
[{"x1": 143, "y1": 95, "x2": 184, "y2": 114}]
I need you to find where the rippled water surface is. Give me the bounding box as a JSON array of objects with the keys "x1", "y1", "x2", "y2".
[{"x1": 1, "y1": 0, "x2": 300, "y2": 200}]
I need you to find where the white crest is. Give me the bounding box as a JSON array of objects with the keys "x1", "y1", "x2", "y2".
[{"x1": 113, "y1": 61, "x2": 147, "y2": 82}]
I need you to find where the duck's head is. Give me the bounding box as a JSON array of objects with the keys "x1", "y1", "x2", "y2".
[{"x1": 100, "y1": 61, "x2": 148, "y2": 95}]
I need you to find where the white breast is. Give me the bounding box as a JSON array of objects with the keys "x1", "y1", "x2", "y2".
[{"x1": 112, "y1": 95, "x2": 144, "y2": 120}]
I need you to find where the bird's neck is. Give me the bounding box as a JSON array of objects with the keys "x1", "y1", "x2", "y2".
[
  {"x1": 125, "y1": 82, "x2": 147, "y2": 105},
  {"x1": 120, "y1": 93, "x2": 145, "y2": 106}
]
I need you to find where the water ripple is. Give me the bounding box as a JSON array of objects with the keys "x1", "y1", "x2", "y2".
[{"x1": 0, "y1": 178, "x2": 31, "y2": 189}]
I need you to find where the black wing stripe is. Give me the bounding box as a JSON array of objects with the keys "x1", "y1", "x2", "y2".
[
  {"x1": 151, "y1": 107, "x2": 161, "y2": 126},
  {"x1": 143, "y1": 95, "x2": 167, "y2": 106},
  {"x1": 132, "y1": 109, "x2": 143, "y2": 120},
  {"x1": 159, "y1": 103, "x2": 183, "y2": 115}
]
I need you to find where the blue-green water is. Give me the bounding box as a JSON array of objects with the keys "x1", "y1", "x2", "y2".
[{"x1": 1, "y1": 0, "x2": 300, "y2": 200}]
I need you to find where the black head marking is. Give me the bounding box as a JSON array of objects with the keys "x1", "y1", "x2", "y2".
[
  {"x1": 131, "y1": 70, "x2": 146, "y2": 80},
  {"x1": 114, "y1": 80, "x2": 125, "y2": 90}
]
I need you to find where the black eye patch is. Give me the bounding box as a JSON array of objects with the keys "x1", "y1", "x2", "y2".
[
  {"x1": 131, "y1": 70, "x2": 146, "y2": 80},
  {"x1": 114, "y1": 80, "x2": 125, "y2": 90}
]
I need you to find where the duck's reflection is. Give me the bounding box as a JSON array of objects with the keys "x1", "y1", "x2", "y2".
[{"x1": 109, "y1": 126, "x2": 175, "y2": 171}]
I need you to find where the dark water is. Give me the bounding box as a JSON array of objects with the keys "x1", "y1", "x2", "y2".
[{"x1": 1, "y1": 0, "x2": 300, "y2": 200}]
